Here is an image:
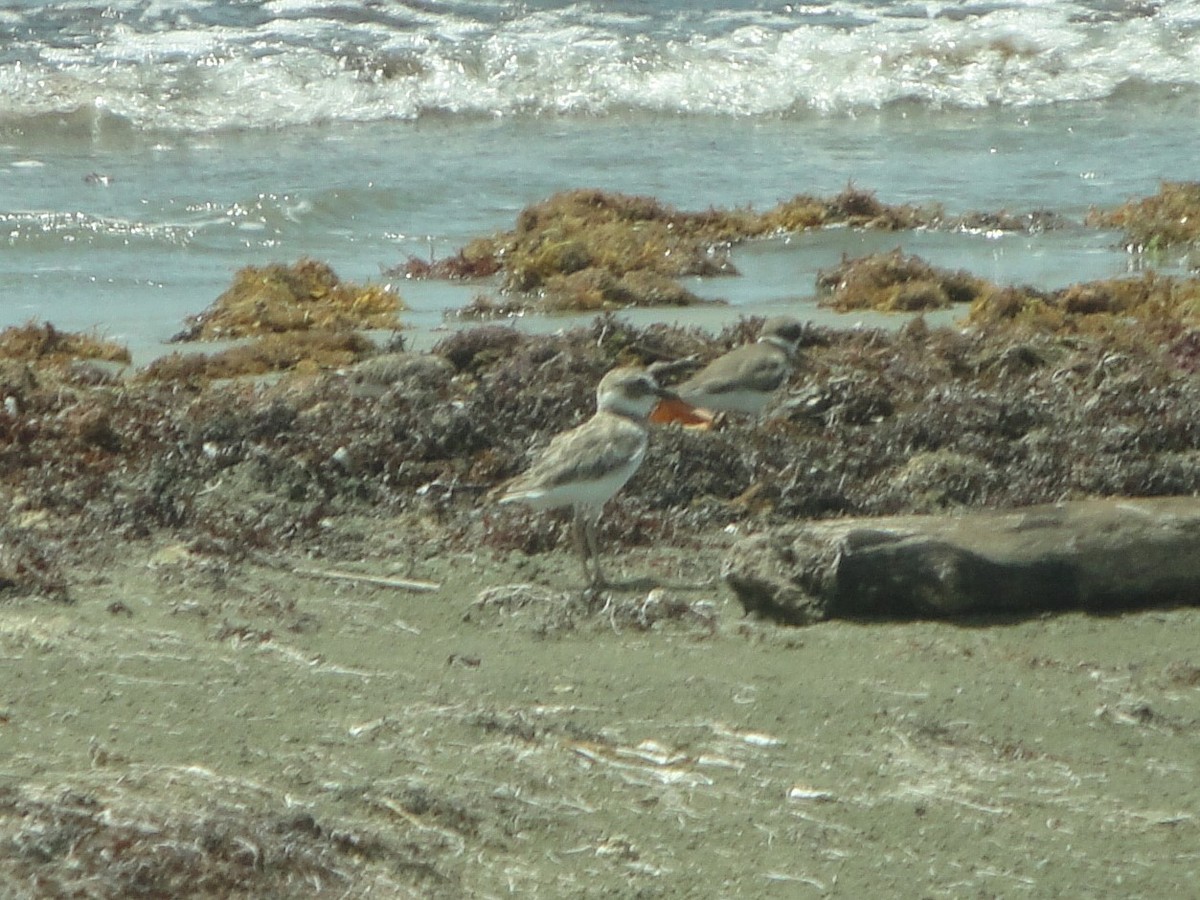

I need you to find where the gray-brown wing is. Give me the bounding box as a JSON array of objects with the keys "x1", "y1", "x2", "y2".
[
  {"x1": 507, "y1": 413, "x2": 648, "y2": 492},
  {"x1": 679, "y1": 345, "x2": 789, "y2": 397}
]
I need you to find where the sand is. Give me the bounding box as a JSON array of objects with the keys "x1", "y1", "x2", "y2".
[{"x1": 3, "y1": 511, "x2": 1200, "y2": 897}]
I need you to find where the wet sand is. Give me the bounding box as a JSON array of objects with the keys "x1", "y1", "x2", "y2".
[{"x1": 4, "y1": 518, "x2": 1200, "y2": 896}]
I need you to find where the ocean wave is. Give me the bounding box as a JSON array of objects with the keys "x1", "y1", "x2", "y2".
[
  {"x1": 0, "y1": 0, "x2": 1197, "y2": 130},
  {"x1": 0, "y1": 209, "x2": 199, "y2": 251},
  {"x1": 0, "y1": 188, "x2": 323, "y2": 251}
]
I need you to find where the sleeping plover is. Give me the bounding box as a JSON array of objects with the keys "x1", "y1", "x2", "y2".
[
  {"x1": 497, "y1": 366, "x2": 683, "y2": 588},
  {"x1": 666, "y1": 316, "x2": 806, "y2": 418}
]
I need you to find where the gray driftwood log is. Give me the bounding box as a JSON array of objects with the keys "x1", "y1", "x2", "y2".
[{"x1": 722, "y1": 497, "x2": 1200, "y2": 625}]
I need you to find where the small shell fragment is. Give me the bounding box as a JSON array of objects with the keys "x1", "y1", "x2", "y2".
[{"x1": 787, "y1": 784, "x2": 835, "y2": 802}]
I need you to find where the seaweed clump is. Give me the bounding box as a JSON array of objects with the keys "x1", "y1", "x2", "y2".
[
  {"x1": 419, "y1": 187, "x2": 939, "y2": 289},
  {"x1": 406, "y1": 187, "x2": 1011, "y2": 316},
  {"x1": 0, "y1": 525, "x2": 69, "y2": 601},
  {"x1": 427, "y1": 189, "x2": 747, "y2": 314},
  {"x1": 764, "y1": 186, "x2": 936, "y2": 232},
  {"x1": 397, "y1": 239, "x2": 503, "y2": 280},
  {"x1": 436, "y1": 188, "x2": 948, "y2": 316},
  {"x1": 816, "y1": 249, "x2": 991, "y2": 312},
  {"x1": 453, "y1": 270, "x2": 713, "y2": 319},
  {"x1": 1086, "y1": 181, "x2": 1200, "y2": 252},
  {"x1": 0, "y1": 322, "x2": 130, "y2": 368},
  {"x1": 0, "y1": 780, "x2": 451, "y2": 897},
  {"x1": 174, "y1": 258, "x2": 404, "y2": 341},
  {"x1": 152, "y1": 259, "x2": 400, "y2": 381},
  {"x1": 140, "y1": 331, "x2": 379, "y2": 383},
  {"x1": 485, "y1": 189, "x2": 753, "y2": 292},
  {"x1": 969, "y1": 272, "x2": 1200, "y2": 335}
]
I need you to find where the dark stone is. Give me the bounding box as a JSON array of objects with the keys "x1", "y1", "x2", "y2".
[{"x1": 722, "y1": 497, "x2": 1200, "y2": 625}]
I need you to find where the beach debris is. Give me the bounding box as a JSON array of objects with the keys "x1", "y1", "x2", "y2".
[
  {"x1": 816, "y1": 249, "x2": 991, "y2": 312},
  {"x1": 708, "y1": 723, "x2": 785, "y2": 748},
  {"x1": 786, "y1": 784, "x2": 836, "y2": 802},
  {"x1": 466, "y1": 580, "x2": 717, "y2": 634},
  {"x1": 465, "y1": 583, "x2": 569, "y2": 622},
  {"x1": 397, "y1": 182, "x2": 1200, "y2": 319},
  {"x1": 403, "y1": 186, "x2": 948, "y2": 316},
  {"x1": 140, "y1": 330, "x2": 379, "y2": 382},
  {"x1": 459, "y1": 189, "x2": 748, "y2": 290},
  {"x1": 0, "y1": 321, "x2": 129, "y2": 368},
  {"x1": 173, "y1": 258, "x2": 404, "y2": 341},
  {"x1": 347, "y1": 716, "x2": 392, "y2": 738},
  {"x1": 607, "y1": 589, "x2": 719, "y2": 633},
  {"x1": 0, "y1": 770, "x2": 433, "y2": 896},
  {"x1": 969, "y1": 270, "x2": 1200, "y2": 332},
  {"x1": 454, "y1": 268, "x2": 719, "y2": 318},
  {"x1": 762, "y1": 185, "x2": 934, "y2": 232},
  {"x1": 947, "y1": 208, "x2": 1071, "y2": 234},
  {"x1": 1086, "y1": 180, "x2": 1200, "y2": 252},
  {"x1": 403, "y1": 185, "x2": 986, "y2": 318},
  {"x1": 396, "y1": 239, "x2": 502, "y2": 280},
  {"x1": 409, "y1": 186, "x2": 945, "y2": 290},
  {"x1": 431, "y1": 188, "x2": 744, "y2": 313},
  {"x1": 293, "y1": 566, "x2": 440, "y2": 593},
  {"x1": 448, "y1": 293, "x2": 535, "y2": 320},
  {"x1": 339, "y1": 351, "x2": 453, "y2": 399},
  {"x1": 432, "y1": 323, "x2": 529, "y2": 373},
  {"x1": 567, "y1": 739, "x2": 714, "y2": 788},
  {"x1": 2, "y1": 306, "x2": 1198, "y2": 593},
  {"x1": 0, "y1": 525, "x2": 69, "y2": 601}
]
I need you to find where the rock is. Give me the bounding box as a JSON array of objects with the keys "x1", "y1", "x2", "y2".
[{"x1": 722, "y1": 497, "x2": 1200, "y2": 625}]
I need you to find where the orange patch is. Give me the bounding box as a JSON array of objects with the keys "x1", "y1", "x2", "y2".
[{"x1": 650, "y1": 396, "x2": 714, "y2": 429}]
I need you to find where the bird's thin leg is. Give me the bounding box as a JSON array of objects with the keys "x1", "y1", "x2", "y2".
[
  {"x1": 571, "y1": 507, "x2": 594, "y2": 587},
  {"x1": 583, "y1": 509, "x2": 608, "y2": 588}
]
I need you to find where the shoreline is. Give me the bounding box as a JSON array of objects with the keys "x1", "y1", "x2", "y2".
[{"x1": 2, "y1": 182, "x2": 1198, "y2": 895}]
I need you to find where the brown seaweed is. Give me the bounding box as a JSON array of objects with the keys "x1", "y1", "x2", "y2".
[
  {"x1": 816, "y1": 249, "x2": 991, "y2": 312},
  {"x1": 174, "y1": 258, "x2": 404, "y2": 341},
  {"x1": 1086, "y1": 181, "x2": 1200, "y2": 252},
  {"x1": 0, "y1": 321, "x2": 130, "y2": 367}
]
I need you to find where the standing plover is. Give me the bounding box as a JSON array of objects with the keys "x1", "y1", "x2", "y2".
[
  {"x1": 664, "y1": 316, "x2": 806, "y2": 418},
  {"x1": 497, "y1": 366, "x2": 682, "y2": 588}
]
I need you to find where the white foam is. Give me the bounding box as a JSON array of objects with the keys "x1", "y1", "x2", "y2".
[{"x1": 1, "y1": 0, "x2": 1198, "y2": 130}]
